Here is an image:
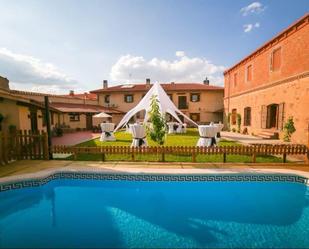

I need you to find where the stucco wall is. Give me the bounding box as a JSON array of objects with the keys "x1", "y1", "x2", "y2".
[
  {"x1": 0, "y1": 99, "x2": 20, "y2": 130},
  {"x1": 98, "y1": 89, "x2": 224, "y2": 124}
]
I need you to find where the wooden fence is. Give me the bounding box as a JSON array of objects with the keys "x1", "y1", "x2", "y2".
[
  {"x1": 1, "y1": 130, "x2": 309, "y2": 165},
  {"x1": 52, "y1": 144, "x2": 309, "y2": 163},
  {"x1": 0, "y1": 130, "x2": 48, "y2": 165}
]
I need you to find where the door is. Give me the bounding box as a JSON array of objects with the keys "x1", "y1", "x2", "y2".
[
  {"x1": 30, "y1": 110, "x2": 38, "y2": 132},
  {"x1": 266, "y1": 104, "x2": 279, "y2": 129},
  {"x1": 178, "y1": 96, "x2": 187, "y2": 109},
  {"x1": 86, "y1": 114, "x2": 93, "y2": 130}
]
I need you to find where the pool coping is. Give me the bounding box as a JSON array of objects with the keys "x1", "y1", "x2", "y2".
[{"x1": 1, "y1": 166, "x2": 309, "y2": 189}]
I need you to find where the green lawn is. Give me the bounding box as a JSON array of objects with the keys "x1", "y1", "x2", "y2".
[{"x1": 70, "y1": 128, "x2": 283, "y2": 163}]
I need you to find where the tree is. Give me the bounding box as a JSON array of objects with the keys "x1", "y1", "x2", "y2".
[
  {"x1": 148, "y1": 95, "x2": 166, "y2": 145},
  {"x1": 283, "y1": 116, "x2": 296, "y2": 142}
]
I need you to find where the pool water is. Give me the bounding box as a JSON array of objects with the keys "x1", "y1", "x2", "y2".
[{"x1": 0, "y1": 178, "x2": 309, "y2": 248}]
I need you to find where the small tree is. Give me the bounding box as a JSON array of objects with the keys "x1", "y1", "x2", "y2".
[
  {"x1": 148, "y1": 95, "x2": 166, "y2": 145},
  {"x1": 236, "y1": 113, "x2": 241, "y2": 133},
  {"x1": 283, "y1": 117, "x2": 296, "y2": 142}
]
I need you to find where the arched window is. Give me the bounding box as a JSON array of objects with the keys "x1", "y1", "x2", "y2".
[{"x1": 244, "y1": 107, "x2": 251, "y2": 126}]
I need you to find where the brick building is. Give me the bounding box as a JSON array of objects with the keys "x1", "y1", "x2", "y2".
[
  {"x1": 224, "y1": 13, "x2": 309, "y2": 144},
  {"x1": 91, "y1": 79, "x2": 224, "y2": 125}
]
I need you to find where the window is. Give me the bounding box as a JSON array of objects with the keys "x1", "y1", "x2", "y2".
[
  {"x1": 104, "y1": 95, "x2": 110, "y2": 104},
  {"x1": 190, "y1": 93, "x2": 200, "y2": 102},
  {"x1": 244, "y1": 107, "x2": 251, "y2": 126},
  {"x1": 246, "y1": 65, "x2": 252, "y2": 82},
  {"x1": 124, "y1": 94, "x2": 134, "y2": 103},
  {"x1": 190, "y1": 113, "x2": 200, "y2": 122},
  {"x1": 231, "y1": 109, "x2": 237, "y2": 125},
  {"x1": 271, "y1": 47, "x2": 281, "y2": 71},
  {"x1": 69, "y1": 113, "x2": 80, "y2": 122},
  {"x1": 233, "y1": 73, "x2": 238, "y2": 87}
]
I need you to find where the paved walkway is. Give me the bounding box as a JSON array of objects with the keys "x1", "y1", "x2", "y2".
[
  {"x1": 52, "y1": 131, "x2": 100, "y2": 146},
  {"x1": 221, "y1": 131, "x2": 288, "y2": 145},
  {"x1": 0, "y1": 161, "x2": 309, "y2": 183}
]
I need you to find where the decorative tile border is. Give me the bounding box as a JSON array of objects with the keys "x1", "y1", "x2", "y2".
[{"x1": 0, "y1": 172, "x2": 307, "y2": 192}]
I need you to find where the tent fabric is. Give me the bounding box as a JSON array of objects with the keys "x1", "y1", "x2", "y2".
[
  {"x1": 93, "y1": 112, "x2": 112, "y2": 118},
  {"x1": 114, "y1": 83, "x2": 198, "y2": 132}
]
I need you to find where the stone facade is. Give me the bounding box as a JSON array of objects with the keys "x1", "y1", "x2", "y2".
[{"x1": 224, "y1": 13, "x2": 309, "y2": 144}]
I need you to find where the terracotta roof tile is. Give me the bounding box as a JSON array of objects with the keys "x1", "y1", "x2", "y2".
[
  {"x1": 50, "y1": 102, "x2": 124, "y2": 114},
  {"x1": 90, "y1": 83, "x2": 223, "y2": 93}
]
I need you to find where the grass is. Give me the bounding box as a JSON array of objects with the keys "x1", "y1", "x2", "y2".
[{"x1": 67, "y1": 128, "x2": 283, "y2": 163}]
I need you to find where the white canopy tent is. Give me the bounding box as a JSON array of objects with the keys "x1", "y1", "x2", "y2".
[
  {"x1": 93, "y1": 112, "x2": 112, "y2": 118},
  {"x1": 114, "y1": 82, "x2": 198, "y2": 132}
]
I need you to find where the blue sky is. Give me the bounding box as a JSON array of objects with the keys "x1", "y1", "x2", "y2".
[{"x1": 0, "y1": 0, "x2": 308, "y2": 93}]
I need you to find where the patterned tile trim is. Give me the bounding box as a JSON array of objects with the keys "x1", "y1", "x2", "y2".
[{"x1": 0, "y1": 172, "x2": 307, "y2": 192}]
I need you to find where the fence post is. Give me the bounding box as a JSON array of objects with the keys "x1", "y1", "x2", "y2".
[
  {"x1": 252, "y1": 153, "x2": 256, "y2": 163},
  {"x1": 192, "y1": 147, "x2": 196, "y2": 163},
  {"x1": 131, "y1": 148, "x2": 135, "y2": 161},
  {"x1": 283, "y1": 153, "x2": 287, "y2": 163},
  {"x1": 223, "y1": 152, "x2": 226, "y2": 163},
  {"x1": 43, "y1": 132, "x2": 49, "y2": 160}
]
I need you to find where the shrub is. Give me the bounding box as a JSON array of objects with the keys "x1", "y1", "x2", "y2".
[
  {"x1": 148, "y1": 95, "x2": 166, "y2": 145},
  {"x1": 0, "y1": 113, "x2": 4, "y2": 123},
  {"x1": 232, "y1": 128, "x2": 236, "y2": 132},
  {"x1": 236, "y1": 114, "x2": 241, "y2": 133},
  {"x1": 283, "y1": 117, "x2": 296, "y2": 142},
  {"x1": 55, "y1": 127, "x2": 63, "y2": 137}
]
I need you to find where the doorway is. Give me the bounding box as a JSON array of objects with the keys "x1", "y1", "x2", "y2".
[
  {"x1": 86, "y1": 114, "x2": 93, "y2": 130},
  {"x1": 266, "y1": 104, "x2": 278, "y2": 129},
  {"x1": 30, "y1": 110, "x2": 38, "y2": 132}
]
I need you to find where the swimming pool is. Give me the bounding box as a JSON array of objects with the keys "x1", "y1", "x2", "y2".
[{"x1": 0, "y1": 172, "x2": 308, "y2": 248}]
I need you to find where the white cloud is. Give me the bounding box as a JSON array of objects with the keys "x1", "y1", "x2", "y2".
[
  {"x1": 243, "y1": 22, "x2": 260, "y2": 33},
  {"x1": 240, "y1": 2, "x2": 265, "y2": 16},
  {"x1": 0, "y1": 48, "x2": 78, "y2": 93},
  {"x1": 110, "y1": 52, "x2": 225, "y2": 86},
  {"x1": 175, "y1": 51, "x2": 185, "y2": 57}
]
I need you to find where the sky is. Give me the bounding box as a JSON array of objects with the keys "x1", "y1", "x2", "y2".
[{"x1": 0, "y1": 0, "x2": 308, "y2": 93}]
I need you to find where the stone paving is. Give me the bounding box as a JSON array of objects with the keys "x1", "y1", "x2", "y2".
[
  {"x1": 1, "y1": 160, "x2": 309, "y2": 181},
  {"x1": 221, "y1": 131, "x2": 289, "y2": 145}
]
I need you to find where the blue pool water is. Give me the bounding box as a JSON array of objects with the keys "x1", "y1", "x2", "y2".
[{"x1": 0, "y1": 176, "x2": 309, "y2": 248}]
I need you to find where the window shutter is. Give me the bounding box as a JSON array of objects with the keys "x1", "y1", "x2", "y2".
[
  {"x1": 278, "y1": 103, "x2": 285, "y2": 130},
  {"x1": 270, "y1": 52, "x2": 273, "y2": 72},
  {"x1": 261, "y1": 105, "x2": 267, "y2": 129}
]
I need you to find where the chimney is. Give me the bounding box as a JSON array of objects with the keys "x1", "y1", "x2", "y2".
[
  {"x1": 171, "y1": 81, "x2": 175, "y2": 84},
  {"x1": 203, "y1": 77, "x2": 210, "y2": 85},
  {"x1": 0, "y1": 76, "x2": 10, "y2": 91},
  {"x1": 145, "y1": 78, "x2": 151, "y2": 89},
  {"x1": 103, "y1": 80, "x2": 108, "y2": 89},
  {"x1": 69, "y1": 90, "x2": 74, "y2": 96}
]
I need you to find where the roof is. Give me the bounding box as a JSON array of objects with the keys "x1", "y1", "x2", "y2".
[
  {"x1": 224, "y1": 12, "x2": 309, "y2": 74},
  {"x1": 0, "y1": 89, "x2": 60, "y2": 112},
  {"x1": 90, "y1": 83, "x2": 224, "y2": 93},
  {"x1": 60, "y1": 92, "x2": 97, "y2": 100},
  {"x1": 10, "y1": 89, "x2": 97, "y2": 101},
  {"x1": 49, "y1": 102, "x2": 124, "y2": 114}
]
